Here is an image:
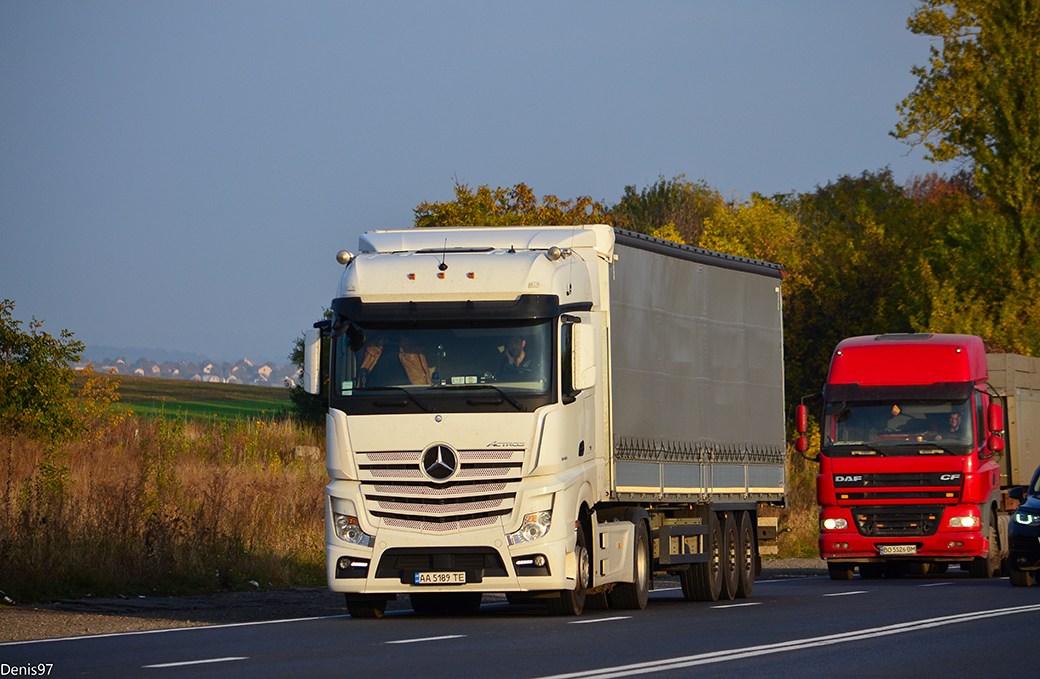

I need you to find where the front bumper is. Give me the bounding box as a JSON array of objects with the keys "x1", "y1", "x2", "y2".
[
  {"x1": 818, "y1": 506, "x2": 987, "y2": 561},
  {"x1": 325, "y1": 480, "x2": 580, "y2": 594}
]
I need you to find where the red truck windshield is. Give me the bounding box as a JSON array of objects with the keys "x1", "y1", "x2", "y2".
[{"x1": 823, "y1": 399, "x2": 975, "y2": 455}]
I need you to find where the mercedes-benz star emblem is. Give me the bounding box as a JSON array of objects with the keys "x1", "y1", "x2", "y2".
[{"x1": 421, "y1": 444, "x2": 458, "y2": 482}]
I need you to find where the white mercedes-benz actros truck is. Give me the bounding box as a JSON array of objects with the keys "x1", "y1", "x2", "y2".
[{"x1": 302, "y1": 224, "x2": 786, "y2": 617}]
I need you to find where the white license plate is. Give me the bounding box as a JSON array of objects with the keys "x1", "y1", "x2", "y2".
[
  {"x1": 879, "y1": 544, "x2": 917, "y2": 555},
  {"x1": 414, "y1": 571, "x2": 466, "y2": 585}
]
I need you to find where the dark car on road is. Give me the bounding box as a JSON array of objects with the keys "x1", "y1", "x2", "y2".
[{"x1": 1009, "y1": 463, "x2": 1040, "y2": 586}]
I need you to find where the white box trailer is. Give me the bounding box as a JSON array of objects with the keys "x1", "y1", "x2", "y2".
[
  {"x1": 304, "y1": 225, "x2": 786, "y2": 617},
  {"x1": 987, "y1": 353, "x2": 1040, "y2": 488}
]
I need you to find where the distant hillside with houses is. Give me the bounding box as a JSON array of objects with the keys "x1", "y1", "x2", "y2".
[{"x1": 77, "y1": 355, "x2": 300, "y2": 387}]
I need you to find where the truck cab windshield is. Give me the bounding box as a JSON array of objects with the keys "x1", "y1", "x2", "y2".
[
  {"x1": 823, "y1": 399, "x2": 975, "y2": 455},
  {"x1": 331, "y1": 319, "x2": 554, "y2": 414}
]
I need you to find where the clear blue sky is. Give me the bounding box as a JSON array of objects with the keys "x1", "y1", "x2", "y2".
[{"x1": 1, "y1": 1, "x2": 949, "y2": 364}]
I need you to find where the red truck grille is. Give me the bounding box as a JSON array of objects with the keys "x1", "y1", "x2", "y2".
[{"x1": 833, "y1": 472, "x2": 962, "y2": 505}]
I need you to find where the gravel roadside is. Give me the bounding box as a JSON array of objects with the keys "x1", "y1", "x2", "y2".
[{"x1": 0, "y1": 558, "x2": 826, "y2": 644}]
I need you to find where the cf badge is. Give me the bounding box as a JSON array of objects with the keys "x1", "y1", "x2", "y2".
[{"x1": 421, "y1": 444, "x2": 458, "y2": 482}]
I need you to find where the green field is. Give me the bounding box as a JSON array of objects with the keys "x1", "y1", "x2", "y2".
[{"x1": 84, "y1": 374, "x2": 294, "y2": 420}]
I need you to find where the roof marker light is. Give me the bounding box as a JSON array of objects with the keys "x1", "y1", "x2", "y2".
[
  {"x1": 467, "y1": 272, "x2": 475, "y2": 279},
  {"x1": 408, "y1": 273, "x2": 416, "y2": 280},
  {"x1": 336, "y1": 250, "x2": 355, "y2": 265}
]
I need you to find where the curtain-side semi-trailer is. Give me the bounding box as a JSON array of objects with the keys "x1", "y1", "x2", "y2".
[
  {"x1": 794, "y1": 333, "x2": 1040, "y2": 580},
  {"x1": 303, "y1": 225, "x2": 787, "y2": 617}
]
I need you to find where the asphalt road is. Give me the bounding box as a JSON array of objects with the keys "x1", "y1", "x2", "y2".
[{"x1": 3, "y1": 570, "x2": 1039, "y2": 678}]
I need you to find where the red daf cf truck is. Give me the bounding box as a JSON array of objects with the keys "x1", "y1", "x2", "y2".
[{"x1": 795, "y1": 333, "x2": 1040, "y2": 581}]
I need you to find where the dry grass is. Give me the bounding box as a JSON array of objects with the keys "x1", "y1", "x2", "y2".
[{"x1": 0, "y1": 415, "x2": 327, "y2": 602}]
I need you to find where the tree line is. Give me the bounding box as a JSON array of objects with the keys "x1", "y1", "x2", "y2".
[{"x1": 412, "y1": 1, "x2": 1040, "y2": 405}]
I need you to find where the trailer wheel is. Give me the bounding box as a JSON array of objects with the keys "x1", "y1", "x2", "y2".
[
  {"x1": 736, "y1": 512, "x2": 756, "y2": 597},
  {"x1": 681, "y1": 511, "x2": 723, "y2": 601},
  {"x1": 546, "y1": 525, "x2": 589, "y2": 616},
  {"x1": 828, "y1": 563, "x2": 855, "y2": 580},
  {"x1": 345, "y1": 594, "x2": 388, "y2": 618},
  {"x1": 609, "y1": 520, "x2": 650, "y2": 609},
  {"x1": 970, "y1": 517, "x2": 998, "y2": 578},
  {"x1": 720, "y1": 513, "x2": 738, "y2": 600},
  {"x1": 1009, "y1": 565, "x2": 1035, "y2": 587}
]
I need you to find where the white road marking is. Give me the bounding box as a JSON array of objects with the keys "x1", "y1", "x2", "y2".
[
  {"x1": 385, "y1": 634, "x2": 466, "y2": 645},
  {"x1": 531, "y1": 603, "x2": 1040, "y2": 679},
  {"x1": 710, "y1": 602, "x2": 762, "y2": 609},
  {"x1": 823, "y1": 590, "x2": 867, "y2": 597},
  {"x1": 919, "y1": 582, "x2": 954, "y2": 587},
  {"x1": 569, "y1": 616, "x2": 632, "y2": 624},
  {"x1": 144, "y1": 657, "x2": 247, "y2": 669}
]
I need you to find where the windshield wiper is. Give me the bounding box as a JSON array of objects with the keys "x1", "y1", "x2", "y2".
[
  {"x1": 361, "y1": 386, "x2": 430, "y2": 412},
  {"x1": 434, "y1": 384, "x2": 526, "y2": 411},
  {"x1": 828, "y1": 443, "x2": 886, "y2": 456}
]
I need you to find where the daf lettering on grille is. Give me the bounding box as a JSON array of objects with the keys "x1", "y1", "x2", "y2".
[{"x1": 421, "y1": 444, "x2": 459, "y2": 482}]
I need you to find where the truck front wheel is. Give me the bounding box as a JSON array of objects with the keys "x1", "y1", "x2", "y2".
[
  {"x1": 345, "y1": 594, "x2": 388, "y2": 618},
  {"x1": 969, "y1": 517, "x2": 998, "y2": 578},
  {"x1": 546, "y1": 525, "x2": 589, "y2": 616},
  {"x1": 609, "y1": 520, "x2": 650, "y2": 609}
]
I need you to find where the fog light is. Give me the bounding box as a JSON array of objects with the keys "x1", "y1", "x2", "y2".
[
  {"x1": 534, "y1": 555, "x2": 547, "y2": 567},
  {"x1": 841, "y1": 543, "x2": 849, "y2": 549},
  {"x1": 823, "y1": 518, "x2": 848, "y2": 530},
  {"x1": 948, "y1": 541, "x2": 956, "y2": 549}
]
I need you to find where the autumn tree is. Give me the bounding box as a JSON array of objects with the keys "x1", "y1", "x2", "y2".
[
  {"x1": 414, "y1": 181, "x2": 611, "y2": 228},
  {"x1": 609, "y1": 175, "x2": 724, "y2": 246},
  {"x1": 892, "y1": 0, "x2": 1040, "y2": 266},
  {"x1": 0, "y1": 299, "x2": 85, "y2": 441}
]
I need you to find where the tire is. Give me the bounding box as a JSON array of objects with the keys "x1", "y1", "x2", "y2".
[
  {"x1": 345, "y1": 594, "x2": 387, "y2": 618},
  {"x1": 828, "y1": 563, "x2": 855, "y2": 581},
  {"x1": 1009, "y1": 565, "x2": 1035, "y2": 587},
  {"x1": 970, "y1": 517, "x2": 998, "y2": 578},
  {"x1": 546, "y1": 524, "x2": 589, "y2": 616},
  {"x1": 720, "y1": 513, "x2": 738, "y2": 601},
  {"x1": 735, "y1": 512, "x2": 756, "y2": 598},
  {"x1": 609, "y1": 520, "x2": 651, "y2": 610},
  {"x1": 859, "y1": 563, "x2": 884, "y2": 579},
  {"x1": 681, "y1": 511, "x2": 723, "y2": 601}
]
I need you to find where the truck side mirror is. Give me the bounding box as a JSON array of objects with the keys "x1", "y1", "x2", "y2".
[
  {"x1": 795, "y1": 404, "x2": 808, "y2": 434},
  {"x1": 303, "y1": 327, "x2": 321, "y2": 395},
  {"x1": 571, "y1": 323, "x2": 597, "y2": 391},
  {"x1": 988, "y1": 402, "x2": 1004, "y2": 433},
  {"x1": 987, "y1": 433, "x2": 1004, "y2": 454},
  {"x1": 795, "y1": 436, "x2": 809, "y2": 453}
]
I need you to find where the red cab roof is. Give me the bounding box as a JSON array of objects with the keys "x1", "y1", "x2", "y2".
[{"x1": 827, "y1": 334, "x2": 988, "y2": 387}]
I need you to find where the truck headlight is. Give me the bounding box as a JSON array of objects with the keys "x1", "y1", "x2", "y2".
[
  {"x1": 333, "y1": 513, "x2": 374, "y2": 547},
  {"x1": 948, "y1": 516, "x2": 980, "y2": 528},
  {"x1": 822, "y1": 518, "x2": 848, "y2": 530},
  {"x1": 507, "y1": 510, "x2": 553, "y2": 545},
  {"x1": 1014, "y1": 511, "x2": 1040, "y2": 526}
]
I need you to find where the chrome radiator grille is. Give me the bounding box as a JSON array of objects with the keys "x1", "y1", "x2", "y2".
[{"x1": 356, "y1": 447, "x2": 524, "y2": 531}]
